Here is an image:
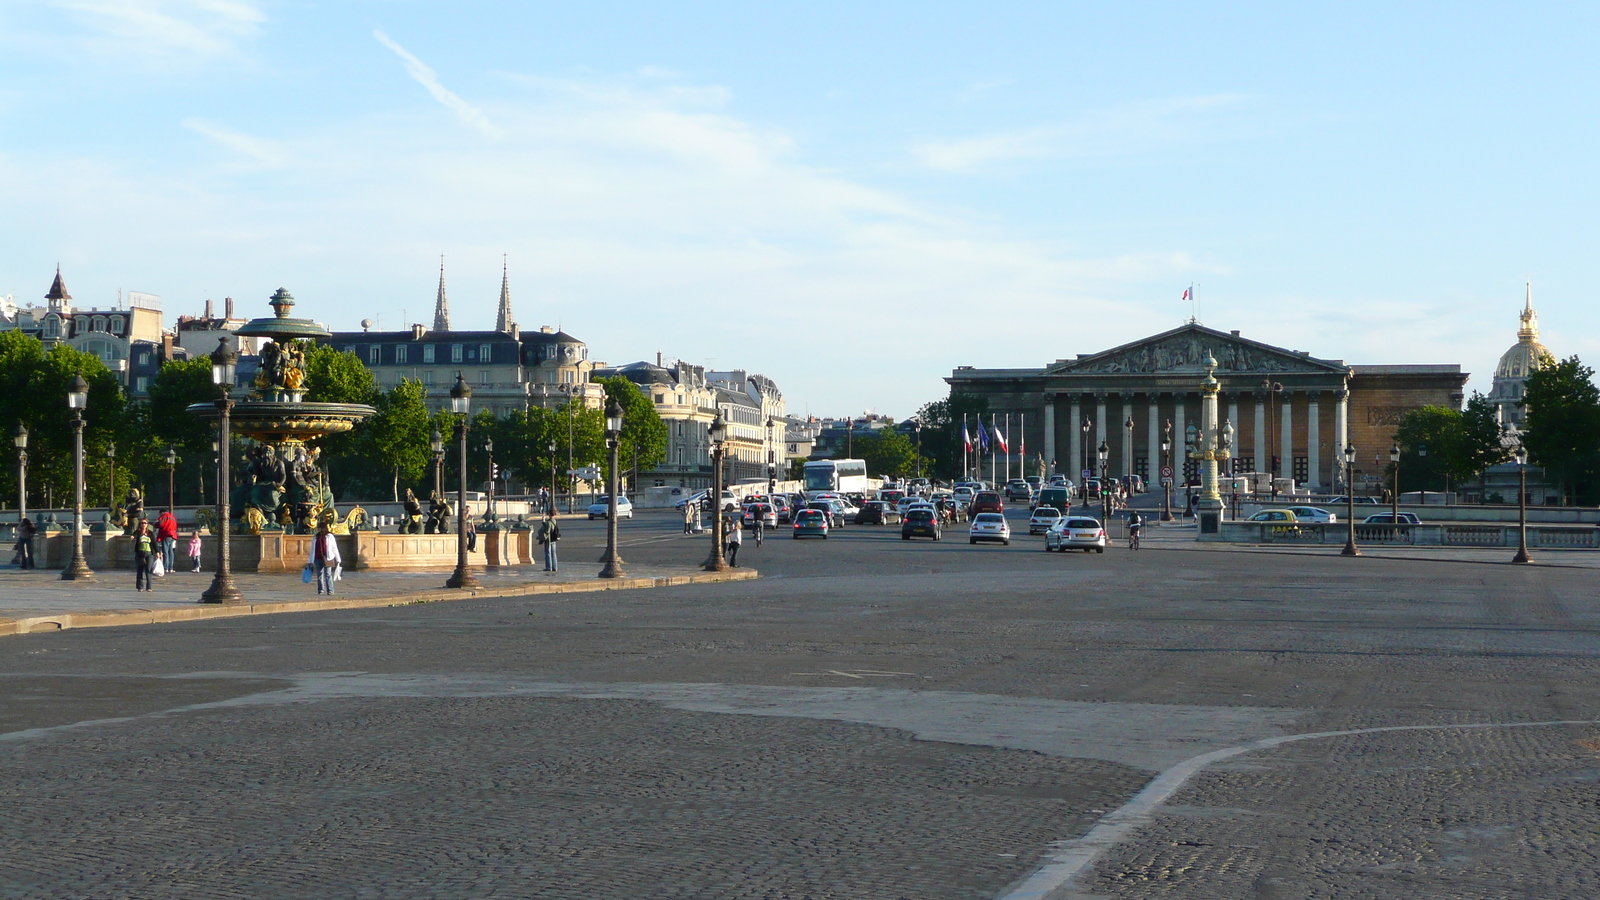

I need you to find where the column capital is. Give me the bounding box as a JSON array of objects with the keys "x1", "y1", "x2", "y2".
[
  {"x1": 1306, "y1": 390, "x2": 1321, "y2": 401},
  {"x1": 1334, "y1": 389, "x2": 1349, "y2": 401}
]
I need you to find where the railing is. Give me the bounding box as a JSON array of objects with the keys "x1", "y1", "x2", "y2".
[{"x1": 1218, "y1": 520, "x2": 1600, "y2": 550}]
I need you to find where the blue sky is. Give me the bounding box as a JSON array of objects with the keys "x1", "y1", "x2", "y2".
[{"x1": 2, "y1": 2, "x2": 1596, "y2": 417}]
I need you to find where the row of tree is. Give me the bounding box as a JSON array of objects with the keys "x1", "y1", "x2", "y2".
[{"x1": 0, "y1": 332, "x2": 668, "y2": 512}]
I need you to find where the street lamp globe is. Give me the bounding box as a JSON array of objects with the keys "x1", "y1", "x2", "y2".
[
  {"x1": 605, "y1": 398, "x2": 624, "y2": 436},
  {"x1": 548, "y1": 440, "x2": 556, "y2": 454},
  {"x1": 1184, "y1": 421, "x2": 1198, "y2": 452},
  {"x1": 1344, "y1": 444, "x2": 1357, "y2": 465},
  {"x1": 1514, "y1": 443, "x2": 1527, "y2": 465},
  {"x1": 1221, "y1": 420, "x2": 1235, "y2": 451},
  {"x1": 68, "y1": 373, "x2": 89, "y2": 409},
  {"x1": 430, "y1": 428, "x2": 443, "y2": 456},
  {"x1": 1389, "y1": 443, "x2": 1400, "y2": 463},
  {"x1": 209, "y1": 338, "x2": 237, "y2": 387},
  {"x1": 709, "y1": 413, "x2": 728, "y2": 444},
  {"x1": 165, "y1": 444, "x2": 177, "y2": 467},
  {"x1": 450, "y1": 373, "x2": 472, "y2": 415},
  {"x1": 1096, "y1": 441, "x2": 1108, "y2": 465},
  {"x1": 13, "y1": 422, "x2": 26, "y2": 450}
]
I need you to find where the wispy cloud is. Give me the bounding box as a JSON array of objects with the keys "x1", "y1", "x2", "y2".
[
  {"x1": 373, "y1": 29, "x2": 500, "y2": 138},
  {"x1": 52, "y1": 0, "x2": 264, "y2": 59},
  {"x1": 182, "y1": 117, "x2": 286, "y2": 168},
  {"x1": 914, "y1": 93, "x2": 1253, "y2": 172}
]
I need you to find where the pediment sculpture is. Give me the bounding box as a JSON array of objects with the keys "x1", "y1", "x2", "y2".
[{"x1": 1062, "y1": 334, "x2": 1312, "y2": 375}]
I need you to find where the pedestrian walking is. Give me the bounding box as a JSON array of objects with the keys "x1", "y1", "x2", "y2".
[
  {"x1": 15, "y1": 516, "x2": 34, "y2": 569},
  {"x1": 683, "y1": 500, "x2": 695, "y2": 534},
  {"x1": 725, "y1": 515, "x2": 743, "y2": 566},
  {"x1": 310, "y1": 521, "x2": 340, "y2": 595},
  {"x1": 132, "y1": 520, "x2": 155, "y2": 592},
  {"x1": 186, "y1": 530, "x2": 203, "y2": 572},
  {"x1": 537, "y1": 511, "x2": 561, "y2": 572},
  {"x1": 465, "y1": 517, "x2": 478, "y2": 553},
  {"x1": 156, "y1": 508, "x2": 179, "y2": 574}
]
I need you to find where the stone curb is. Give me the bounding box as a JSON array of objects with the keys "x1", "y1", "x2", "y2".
[
  {"x1": 0, "y1": 568, "x2": 759, "y2": 638},
  {"x1": 1145, "y1": 541, "x2": 1596, "y2": 569}
]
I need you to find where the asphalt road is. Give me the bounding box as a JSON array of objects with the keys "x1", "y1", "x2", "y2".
[{"x1": 3, "y1": 505, "x2": 1598, "y2": 899}]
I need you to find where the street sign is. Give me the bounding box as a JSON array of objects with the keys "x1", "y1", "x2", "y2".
[
  {"x1": 567, "y1": 466, "x2": 601, "y2": 481},
  {"x1": 1160, "y1": 466, "x2": 1173, "y2": 478},
  {"x1": 1081, "y1": 468, "x2": 1092, "y2": 480}
]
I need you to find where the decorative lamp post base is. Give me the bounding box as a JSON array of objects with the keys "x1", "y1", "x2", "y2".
[
  {"x1": 1512, "y1": 547, "x2": 1533, "y2": 564},
  {"x1": 200, "y1": 576, "x2": 243, "y2": 603},
  {"x1": 446, "y1": 567, "x2": 481, "y2": 590},
  {"x1": 61, "y1": 558, "x2": 94, "y2": 581}
]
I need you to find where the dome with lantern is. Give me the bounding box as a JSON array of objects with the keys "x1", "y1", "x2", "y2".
[{"x1": 1489, "y1": 283, "x2": 1554, "y2": 426}]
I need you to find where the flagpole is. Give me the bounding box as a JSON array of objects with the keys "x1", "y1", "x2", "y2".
[
  {"x1": 1020, "y1": 412, "x2": 1026, "y2": 483},
  {"x1": 963, "y1": 413, "x2": 969, "y2": 480}
]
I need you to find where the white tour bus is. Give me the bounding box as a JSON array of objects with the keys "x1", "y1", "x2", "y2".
[{"x1": 802, "y1": 459, "x2": 869, "y2": 498}]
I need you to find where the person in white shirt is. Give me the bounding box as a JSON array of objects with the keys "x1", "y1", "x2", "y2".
[{"x1": 309, "y1": 522, "x2": 341, "y2": 595}]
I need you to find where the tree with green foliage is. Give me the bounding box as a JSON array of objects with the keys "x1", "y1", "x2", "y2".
[
  {"x1": 367, "y1": 378, "x2": 434, "y2": 500},
  {"x1": 596, "y1": 376, "x2": 668, "y2": 490},
  {"x1": 0, "y1": 331, "x2": 129, "y2": 511},
  {"x1": 914, "y1": 393, "x2": 989, "y2": 480},
  {"x1": 855, "y1": 429, "x2": 921, "y2": 479},
  {"x1": 1522, "y1": 355, "x2": 1600, "y2": 504}
]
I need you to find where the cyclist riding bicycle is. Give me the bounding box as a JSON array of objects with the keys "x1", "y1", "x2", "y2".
[{"x1": 1127, "y1": 510, "x2": 1144, "y2": 549}]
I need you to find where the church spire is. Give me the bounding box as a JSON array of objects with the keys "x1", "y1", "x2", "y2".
[
  {"x1": 1518, "y1": 280, "x2": 1538, "y2": 343},
  {"x1": 432, "y1": 256, "x2": 451, "y2": 332},
  {"x1": 495, "y1": 254, "x2": 515, "y2": 334},
  {"x1": 45, "y1": 265, "x2": 71, "y2": 309}
]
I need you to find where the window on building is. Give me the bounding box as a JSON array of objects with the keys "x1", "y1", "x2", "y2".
[
  {"x1": 451, "y1": 344, "x2": 463, "y2": 363},
  {"x1": 655, "y1": 394, "x2": 665, "y2": 404},
  {"x1": 136, "y1": 376, "x2": 149, "y2": 392},
  {"x1": 1235, "y1": 456, "x2": 1254, "y2": 473},
  {"x1": 480, "y1": 371, "x2": 490, "y2": 385},
  {"x1": 43, "y1": 319, "x2": 57, "y2": 338},
  {"x1": 395, "y1": 345, "x2": 407, "y2": 364},
  {"x1": 110, "y1": 318, "x2": 124, "y2": 334},
  {"x1": 479, "y1": 344, "x2": 491, "y2": 363},
  {"x1": 423, "y1": 371, "x2": 435, "y2": 385},
  {"x1": 562, "y1": 370, "x2": 574, "y2": 384},
  {"x1": 1293, "y1": 457, "x2": 1309, "y2": 484},
  {"x1": 369, "y1": 346, "x2": 380, "y2": 365},
  {"x1": 139, "y1": 352, "x2": 151, "y2": 366},
  {"x1": 1135, "y1": 457, "x2": 1149, "y2": 479},
  {"x1": 422, "y1": 344, "x2": 435, "y2": 363},
  {"x1": 92, "y1": 316, "x2": 106, "y2": 332}
]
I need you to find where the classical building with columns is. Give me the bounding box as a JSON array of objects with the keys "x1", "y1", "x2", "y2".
[{"x1": 947, "y1": 323, "x2": 1467, "y2": 492}]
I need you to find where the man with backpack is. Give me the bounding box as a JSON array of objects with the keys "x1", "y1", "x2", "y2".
[{"x1": 538, "y1": 511, "x2": 561, "y2": 572}]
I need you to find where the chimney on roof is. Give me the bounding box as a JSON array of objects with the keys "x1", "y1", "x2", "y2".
[
  {"x1": 1230, "y1": 329, "x2": 1240, "y2": 336},
  {"x1": 540, "y1": 325, "x2": 553, "y2": 334},
  {"x1": 510, "y1": 323, "x2": 520, "y2": 340},
  {"x1": 205, "y1": 298, "x2": 214, "y2": 319},
  {"x1": 657, "y1": 350, "x2": 663, "y2": 367},
  {"x1": 224, "y1": 296, "x2": 234, "y2": 319},
  {"x1": 162, "y1": 332, "x2": 175, "y2": 362},
  {"x1": 411, "y1": 323, "x2": 426, "y2": 340}
]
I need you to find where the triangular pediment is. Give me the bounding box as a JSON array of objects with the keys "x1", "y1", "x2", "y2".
[{"x1": 1044, "y1": 324, "x2": 1347, "y2": 376}]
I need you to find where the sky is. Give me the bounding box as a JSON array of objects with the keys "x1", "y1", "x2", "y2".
[{"x1": 2, "y1": 2, "x2": 1597, "y2": 418}]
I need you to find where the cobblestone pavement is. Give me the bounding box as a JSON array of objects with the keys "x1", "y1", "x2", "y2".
[{"x1": 2, "y1": 508, "x2": 1599, "y2": 898}]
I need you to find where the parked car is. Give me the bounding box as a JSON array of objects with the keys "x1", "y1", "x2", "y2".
[
  {"x1": 1044, "y1": 516, "x2": 1107, "y2": 553},
  {"x1": 792, "y1": 508, "x2": 830, "y2": 539},
  {"x1": 1028, "y1": 506, "x2": 1064, "y2": 534},
  {"x1": 587, "y1": 496, "x2": 634, "y2": 519},
  {"x1": 855, "y1": 501, "x2": 893, "y2": 525},
  {"x1": 901, "y1": 508, "x2": 942, "y2": 541},
  {"x1": 1363, "y1": 512, "x2": 1422, "y2": 525},
  {"x1": 969, "y1": 491, "x2": 1005, "y2": 515},
  {"x1": 968, "y1": 512, "x2": 1011, "y2": 545},
  {"x1": 1287, "y1": 506, "x2": 1337, "y2": 524}
]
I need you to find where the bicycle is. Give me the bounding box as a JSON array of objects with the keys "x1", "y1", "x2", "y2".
[{"x1": 1128, "y1": 527, "x2": 1142, "y2": 551}]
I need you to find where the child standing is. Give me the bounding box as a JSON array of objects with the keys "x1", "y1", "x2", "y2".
[{"x1": 186, "y1": 531, "x2": 203, "y2": 572}]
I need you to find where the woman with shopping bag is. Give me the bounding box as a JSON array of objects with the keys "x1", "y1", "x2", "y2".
[{"x1": 309, "y1": 521, "x2": 341, "y2": 595}]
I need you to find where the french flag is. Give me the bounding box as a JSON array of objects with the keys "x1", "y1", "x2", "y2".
[
  {"x1": 963, "y1": 419, "x2": 972, "y2": 453},
  {"x1": 994, "y1": 420, "x2": 1008, "y2": 453}
]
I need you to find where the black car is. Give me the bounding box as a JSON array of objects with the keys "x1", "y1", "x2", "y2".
[
  {"x1": 855, "y1": 501, "x2": 890, "y2": 525},
  {"x1": 901, "y1": 508, "x2": 941, "y2": 541}
]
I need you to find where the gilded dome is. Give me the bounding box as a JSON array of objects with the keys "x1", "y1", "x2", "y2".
[{"x1": 1494, "y1": 286, "x2": 1552, "y2": 381}]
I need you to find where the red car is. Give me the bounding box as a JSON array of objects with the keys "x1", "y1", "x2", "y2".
[{"x1": 968, "y1": 491, "x2": 1005, "y2": 516}]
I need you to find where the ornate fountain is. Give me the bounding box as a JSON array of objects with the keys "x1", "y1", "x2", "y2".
[{"x1": 189, "y1": 289, "x2": 376, "y2": 534}]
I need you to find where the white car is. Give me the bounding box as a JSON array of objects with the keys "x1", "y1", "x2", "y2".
[
  {"x1": 1045, "y1": 516, "x2": 1106, "y2": 553},
  {"x1": 1028, "y1": 506, "x2": 1064, "y2": 535},
  {"x1": 1287, "y1": 506, "x2": 1337, "y2": 524},
  {"x1": 587, "y1": 496, "x2": 634, "y2": 519},
  {"x1": 968, "y1": 512, "x2": 1011, "y2": 545}
]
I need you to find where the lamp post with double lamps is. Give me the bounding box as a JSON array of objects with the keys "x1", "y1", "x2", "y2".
[
  {"x1": 1080, "y1": 417, "x2": 1091, "y2": 493},
  {"x1": 1097, "y1": 440, "x2": 1110, "y2": 522},
  {"x1": 1161, "y1": 419, "x2": 1173, "y2": 521},
  {"x1": 61, "y1": 375, "x2": 93, "y2": 581},
  {"x1": 703, "y1": 414, "x2": 729, "y2": 571},
  {"x1": 200, "y1": 341, "x2": 240, "y2": 602},
  {"x1": 600, "y1": 398, "x2": 626, "y2": 578},
  {"x1": 445, "y1": 374, "x2": 479, "y2": 590},
  {"x1": 1341, "y1": 443, "x2": 1360, "y2": 556},
  {"x1": 1511, "y1": 430, "x2": 1532, "y2": 564},
  {"x1": 13, "y1": 423, "x2": 27, "y2": 524}
]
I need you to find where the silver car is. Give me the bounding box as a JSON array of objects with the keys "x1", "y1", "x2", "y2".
[
  {"x1": 1045, "y1": 516, "x2": 1107, "y2": 553},
  {"x1": 968, "y1": 512, "x2": 1011, "y2": 545}
]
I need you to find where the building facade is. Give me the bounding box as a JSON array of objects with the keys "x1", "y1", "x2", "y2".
[
  {"x1": 0, "y1": 269, "x2": 170, "y2": 395},
  {"x1": 947, "y1": 323, "x2": 1467, "y2": 492},
  {"x1": 594, "y1": 359, "x2": 719, "y2": 490},
  {"x1": 1489, "y1": 285, "x2": 1553, "y2": 427}
]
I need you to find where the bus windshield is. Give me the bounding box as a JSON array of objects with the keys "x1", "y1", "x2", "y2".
[{"x1": 803, "y1": 468, "x2": 835, "y2": 492}]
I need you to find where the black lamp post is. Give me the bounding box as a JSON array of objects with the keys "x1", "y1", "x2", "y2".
[
  {"x1": 913, "y1": 419, "x2": 923, "y2": 480},
  {"x1": 1341, "y1": 443, "x2": 1360, "y2": 556},
  {"x1": 600, "y1": 398, "x2": 625, "y2": 578},
  {"x1": 548, "y1": 439, "x2": 557, "y2": 513},
  {"x1": 766, "y1": 416, "x2": 777, "y2": 497},
  {"x1": 105, "y1": 441, "x2": 116, "y2": 514},
  {"x1": 1080, "y1": 416, "x2": 1091, "y2": 491},
  {"x1": 430, "y1": 427, "x2": 444, "y2": 499},
  {"x1": 1161, "y1": 419, "x2": 1172, "y2": 522},
  {"x1": 165, "y1": 444, "x2": 178, "y2": 512},
  {"x1": 846, "y1": 419, "x2": 853, "y2": 458},
  {"x1": 61, "y1": 374, "x2": 93, "y2": 581},
  {"x1": 14, "y1": 422, "x2": 27, "y2": 524},
  {"x1": 484, "y1": 436, "x2": 495, "y2": 524},
  {"x1": 704, "y1": 413, "x2": 729, "y2": 571},
  {"x1": 1262, "y1": 380, "x2": 1283, "y2": 501},
  {"x1": 1390, "y1": 442, "x2": 1401, "y2": 532},
  {"x1": 446, "y1": 373, "x2": 479, "y2": 590},
  {"x1": 1512, "y1": 437, "x2": 1532, "y2": 564},
  {"x1": 200, "y1": 340, "x2": 240, "y2": 602},
  {"x1": 1097, "y1": 440, "x2": 1110, "y2": 521}
]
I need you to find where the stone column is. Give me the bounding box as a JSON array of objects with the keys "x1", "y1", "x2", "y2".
[
  {"x1": 1280, "y1": 390, "x2": 1294, "y2": 487},
  {"x1": 1146, "y1": 396, "x2": 1160, "y2": 481},
  {"x1": 1069, "y1": 396, "x2": 1082, "y2": 482},
  {"x1": 1307, "y1": 391, "x2": 1321, "y2": 491},
  {"x1": 1095, "y1": 394, "x2": 1108, "y2": 475},
  {"x1": 1120, "y1": 393, "x2": 1134, "y2": 477},
  {"x1": 1173, "y1": 394, "x2": 1187, "y2": 481},
  {"x1": 1254, "y1": 393, "x2": 1267, "y2": 475},
  {"x1": 1043, "y1": 394, "x2": 1057, "y2": 476},
  {"x1": 1226, "y1": 393, "x2": 1239, "y2": 476}
]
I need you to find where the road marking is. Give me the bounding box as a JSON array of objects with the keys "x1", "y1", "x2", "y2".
[
  {"x1": 787, "y1": 669, "x2": 917, "y2": 679},
  {"x1": 997, "y1": 717, "x2": 1600, "y2": 900}
]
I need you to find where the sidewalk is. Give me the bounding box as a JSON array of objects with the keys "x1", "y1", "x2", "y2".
[
  {"x1": 1139, "y1": 527, "x2": 1600, "y2": 568},
  {"x1": 0, "y1": 563, "x2": 757, "y2": 638}
]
